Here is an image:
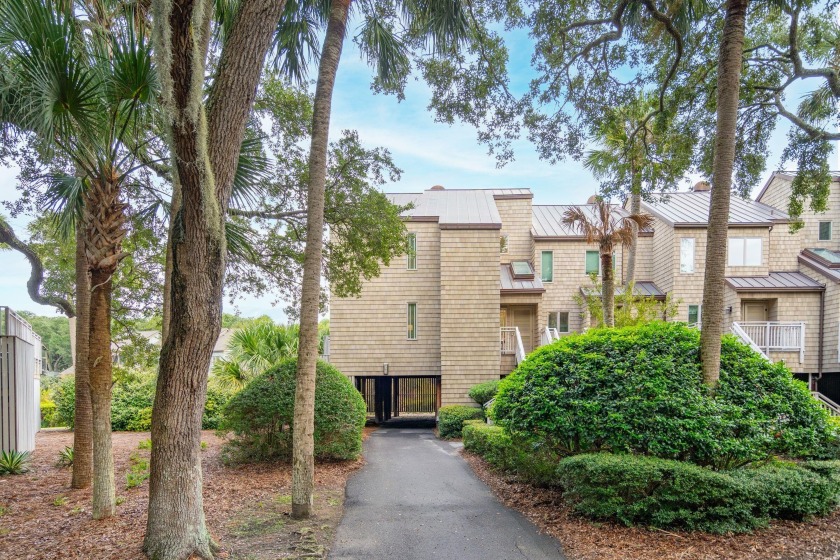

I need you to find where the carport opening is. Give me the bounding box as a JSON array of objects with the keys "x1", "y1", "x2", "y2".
[{"x1": 355, "y1": 375, "x2": 441, "y2": 425}]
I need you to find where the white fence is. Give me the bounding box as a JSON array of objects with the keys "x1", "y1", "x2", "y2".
[
  {"x1": 0, "y1": 307, "x2": 42, "y2": 452},
  {"x1": 734, "y1": 321, "x2": 805, "y2": 363}
]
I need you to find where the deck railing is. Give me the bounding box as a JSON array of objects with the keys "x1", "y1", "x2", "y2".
[
  {"x1": 500, "y1": 327, "x2": 526, "y2": 364},
  {"x1": 540, "y1": 327, "x2": 560, "y2": 346},
  {"x1": 812, "y1": 391, "x2": 840, "y2": 417},
  {"x1": 733, "y1": 321, "x2": 805, "y2": 363}
]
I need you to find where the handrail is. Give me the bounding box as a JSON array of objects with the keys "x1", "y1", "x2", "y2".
[
  {"x1": 513, "y1": 327, "x2": 526, "y2": 364},
  {"x1": 731, "y1": 322, "x2": 770, "y2": 360},
  {"x1": 812, "y1": 392, "x2": 840, "y2": 417},
  {"x1": 733, "y1": 321, "x2": 805, "y2": 363},
  {"x1": 501, "y1": 327, "x2": 526, "y2": 364}
]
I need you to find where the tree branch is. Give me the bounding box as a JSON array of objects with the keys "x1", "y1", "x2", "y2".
[{"x1": 0, "y1": 218, "x2": 76, "y2": 317}]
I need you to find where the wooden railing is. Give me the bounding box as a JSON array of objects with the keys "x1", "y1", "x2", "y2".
[
  {"x1": 812, "y1": 391, "x2": 840, "y2": 417},
  {"x1": 540, "y1": 327, "x2": 560, "y2": 346},
  {"x1": 500, "y1": 327, "x2": 526, "y2": 364},
  {"x1": 733, "y1": 321, "x2": 805, "y2": 363}
]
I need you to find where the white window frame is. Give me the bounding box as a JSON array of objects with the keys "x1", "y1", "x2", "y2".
[
  {"x1": 819, "y1": 221, "x2": 832, "y2": 241},
  {"x1": 680, "y1": 238, "x2": 695, "y2": 273},
  {"x1": 688, "y1": 304, "x2": 702, "y2": 326},
  {"x1": 407, "y1": 302, "x2": 417, "y2": 340},
  {"x1": 728, "y1": 238, "x2": 762, "y2": 267},
  {"x1": 548, "y1": 311, "x2": 570, "y2": 333},
  {"x1": 541, "y1": 250, "x2": 554, "y2": 283},
  {"x1": 407, "y1": 233, "x2": 417, "y2": 270}
]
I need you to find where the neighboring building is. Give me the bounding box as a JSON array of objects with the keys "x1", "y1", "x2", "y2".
[
  {"x1": 329, "y1": 174, "x2": 840, "y2": 419},
  {"x1": 1, "y1": 307, "x2": 42, "y2": 452}
]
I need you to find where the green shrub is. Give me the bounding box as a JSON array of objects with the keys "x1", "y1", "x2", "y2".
[
  {"x1": 733, "y1": 464, "x2": 838, "y2": 520},
  {"x1": 222, "y1": 359, "x2": 366, "y2": 462},
  {"x1": 53, "y1": 376, "x2": 76, "y2": 429},
  {"x1": 558, "y1": 453, "x2": 763, "y2": 533},
  {"x1": 437, "y1": 405, "x2": 483, "y2": 439},
  {"x1": 0, "y1": 451, "x2": 30, "y2": 475},
  {"x1": 493, "y1": 322, "x2": 834, "y2": 468},
  {"x1": 203, "y1": 382, "x2": 233, "y2": 430},
  {"x1": 462, "y1": 422, "x2": 560, "y2": 486},
  {"x1": 468, "y1": 380, "x2": 500, "y2": 407},
  {"x1": 801, "y1": 460, "x2": 840, "y2": 485},
  {"x1": 40, "y1": 388, "x2": 58, "y2": 428}
]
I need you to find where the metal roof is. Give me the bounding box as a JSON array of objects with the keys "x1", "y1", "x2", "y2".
[
  {"x1": 386, "y1": 189, "x2": 502, "y2": 229},
  {"x1": 642, "y1": 192, "x2": 789, "y2": 227},
  {"x1": 799, "y1": 253, "x2": 840, "y2": 284},
  {"x1": 500, "y1": 264, "x2": 545, "y2": 293},
  {"x1": 531, "y1": 204, "x2": 652, "y2": 238},
  {"x1": 581, "y1": 281, "x2": 666, "y2": 301},
  {"x1": 725, "y1": 272, "x2": 824, "y2": 292}
]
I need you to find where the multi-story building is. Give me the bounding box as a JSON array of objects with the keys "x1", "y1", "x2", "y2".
[{"x1": 329, "y1": 174, "x2": 840, "y2": 420}]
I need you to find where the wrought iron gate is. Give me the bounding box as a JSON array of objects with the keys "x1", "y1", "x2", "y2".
[{"x1": 355, "y1": 376, "x2": 441, "y2": 423}]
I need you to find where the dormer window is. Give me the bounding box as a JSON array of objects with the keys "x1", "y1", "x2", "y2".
[{"x1": 510, "y1": 261, "x2": 534, "y2": 280}]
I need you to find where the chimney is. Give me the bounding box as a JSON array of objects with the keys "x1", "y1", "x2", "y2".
[
  {"x1": 586, "y1": 194, "x2": 599, "y2": 204},
  {"x1": 691, "y1": 181, "x2": 711, "y2": 192},
  {"x1": 430, "y1": 185, "x2": 445, "y2": 191}
]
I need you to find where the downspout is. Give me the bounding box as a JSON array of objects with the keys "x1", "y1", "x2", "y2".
[{"x1": 816, "y1": 286, "x2": 825, "y2": 391}]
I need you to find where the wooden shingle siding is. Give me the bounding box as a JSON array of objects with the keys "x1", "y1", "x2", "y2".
[
  {"x1": 495, "y1": 197, "x2": 533, "y2": 263},
  {"x1": 330, "y1": 221, "x2": 441, "y2": 378},
  {"x1": 439, "y1": 228, "x2": 500, "y2": 405}
]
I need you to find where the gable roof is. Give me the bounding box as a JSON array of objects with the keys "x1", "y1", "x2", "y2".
[
  {"x1": 531, "y1": 204, "x2": 653, "y2": 239},
  {"x1": 642, "y1": 191, "x2": 789, "y2": 227},
  {"x1": 755, "y1": 171, "x2": 840, "y2": 203},
  {"x1": 387, "y1": 189, "x2": 503, "y2": 229}
]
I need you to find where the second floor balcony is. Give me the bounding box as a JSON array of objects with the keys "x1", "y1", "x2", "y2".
[{"x1": 731, "y1": 321, "x2": 805, "y2": 363}]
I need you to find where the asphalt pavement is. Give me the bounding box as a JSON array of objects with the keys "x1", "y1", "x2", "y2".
[{"x1": 329, "y1": 427, "x2": 565, "y2": 560}]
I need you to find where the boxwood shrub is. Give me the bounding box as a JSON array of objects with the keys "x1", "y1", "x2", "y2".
[
  {"x1": 222, "y1": 358, "x2": 366, "y2": 462},
  {"x1": 462, "y1": 422, "x2": 560, "y2": 486},
  {"x1": 557, "y1": 453, "x2": 840, "y2": 534},
  {"x1": 437, "y1": 405, "x2": 483, "y2": 439},
  {"x1": 468, "y1": 380, "x2": 500, "y2": 407},
  {"x1": 493, "y1": 322, "x2": 835, "y2": 468}
]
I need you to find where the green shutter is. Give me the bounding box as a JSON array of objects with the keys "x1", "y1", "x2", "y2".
[
  {"x1": 688, "y1": 305, "x2": 699, "y2": 325},
  {"x1": 541, "y1": 251, "x2": 553, "y2": 282},
  {"x1": 585, "y1": 251, "x2": 600, "y2": 274},
  {"x1": 819, "y1": 222, "x2": 832, "y2": 241}
]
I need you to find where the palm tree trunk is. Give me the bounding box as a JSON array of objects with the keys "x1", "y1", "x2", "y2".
[
  {"x1": 700, "y1": 0, "x2": 747, "y2": 388},
  {"x1": 292, "y1": 0, "x2": 351, "y2": 520},
  {"x1": 89, "y1": 267, "x2": 115, "y2": 519},
  {"x1": 601, "y1": 251, "x2": 615, "y2": 327},
  {"x1": 625, "y1": 157, "x2": 641, "y2": 284},
  {"x1": 71, "y1": 226, "x2": 92, "y2": 489}
]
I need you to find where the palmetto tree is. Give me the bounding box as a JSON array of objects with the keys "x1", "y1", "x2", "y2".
[
  {"x1": 562, "y1": 199, "x2": 653, "y2": 328},
  {"x1": 212, "y1": 323, "x2": 301, "y2": 389},
  {"x1": 0, "y1": 0, "x2": 157, "y2": 519}
]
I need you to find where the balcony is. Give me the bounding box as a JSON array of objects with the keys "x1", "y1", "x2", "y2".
[{"x1": 731, "y1": 321, "x2": 805, "y2": 363}]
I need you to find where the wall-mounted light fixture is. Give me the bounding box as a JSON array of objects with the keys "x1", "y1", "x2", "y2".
[
  {"x1": 726, "y1": 306, "x2": 733, "y2": 313},
  {"x1": 383, "y1": 363, "x2": 389, "y2": 375}
]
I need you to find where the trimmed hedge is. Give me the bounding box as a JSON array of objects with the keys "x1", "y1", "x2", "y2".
[
  {"x1": 557, "y1": 453, "x2": 840, "y2": 534},
  {"x1": 493, "y1": 322, "x2": 835, "y2": 468},
  {"x1": 462, "y1": 422, "x2": 559, "y2": 486},
  {"x1": 222, "y1": 358, "x2": 366, "y2": 462},
  {"x1": 438, "y1": 405, "x2": 483, "y2": 439},
  {"x1": 468, "y1": 380, "x2": 500, "y2": 407}
]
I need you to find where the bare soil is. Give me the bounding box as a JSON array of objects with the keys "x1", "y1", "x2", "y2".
[
  {"x1": 0, "y1": 430, "x2": 369, "y2": 560},
  {"x1": 463, "y1": 452, "x2": 840, "y2": 560}
]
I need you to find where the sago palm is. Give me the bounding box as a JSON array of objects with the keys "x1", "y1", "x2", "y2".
[
  {"x1": 562, "y1": 199, "x2": 653, "y2": 328},
  {"x1": 0, "y1": 0, "x2": 157, "y2": 519}
]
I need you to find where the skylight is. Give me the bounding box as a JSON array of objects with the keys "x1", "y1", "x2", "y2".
[{"x1": 510, "y1": 261, "x2": 534, "y2": 279}]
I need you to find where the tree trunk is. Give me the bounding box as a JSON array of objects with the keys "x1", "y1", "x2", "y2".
[
  {"x1": 700, "y1": 0, "x2": 747, "y2": 388},
  {"x1": 145, "y1": 0, "x2": 287, "y2": 556},
  {"x1": 601, "y1": 250, "x2": 615, "y2": 327},
  {"x1": 89, "y1": 268, "x2": 115, "y2": 519},
  {"x1": 292, "y1": 0, "x2": 351, "y2": 520},
  {"x1": 625, "y1": 158, "x2": 641, "y2": 284},
  {"x1": 71, "y1": 226, "x2": 93, "y2": 489}
]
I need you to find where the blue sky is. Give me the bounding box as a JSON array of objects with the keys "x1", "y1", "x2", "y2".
[{"x1": 0, "y1": 24, "x2": 836, "y2": 322}]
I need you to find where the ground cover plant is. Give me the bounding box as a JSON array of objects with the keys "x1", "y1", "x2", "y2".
[{"x1": 222, "y1": 359, "x2": 366, "y2": 462}]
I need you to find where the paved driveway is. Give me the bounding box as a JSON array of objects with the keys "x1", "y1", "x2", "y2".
[{"x1": 329, "y1": 428, "x2": 565, "y2": 560}]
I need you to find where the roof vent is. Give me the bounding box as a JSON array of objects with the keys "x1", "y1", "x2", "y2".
[
  {"x1": 430, "y1": 185, "x2": 445, "y2": 191},
  {"x1": 692, "y1": 181, "x2": 711, "y2": 192},
  {"x1": 586, "y1": 194, "x2": 599, "y2": 204}
]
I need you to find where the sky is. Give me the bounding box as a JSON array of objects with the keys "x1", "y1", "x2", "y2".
[{"x1": 0, "y1": 21, "x2": 837, "y2": 323}]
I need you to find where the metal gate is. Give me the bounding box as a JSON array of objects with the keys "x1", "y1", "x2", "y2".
[{"x1": 355, "y1": 376, "x2": 441, "y2": 423}]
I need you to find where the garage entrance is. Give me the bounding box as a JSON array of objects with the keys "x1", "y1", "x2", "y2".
[{"x1": 355, "y1": 376, "x2": 441, "y2": 423}]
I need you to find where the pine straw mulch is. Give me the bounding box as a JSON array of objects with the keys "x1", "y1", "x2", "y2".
[
  {"x1": 462, "y1": 452, "x2": 840, "y2": 560},
  {"x1": 0, "y1": 429, "x2": 373, "y2": 560}
]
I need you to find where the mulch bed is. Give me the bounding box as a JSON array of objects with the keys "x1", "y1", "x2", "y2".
[
  {"x1": 462, "y1": 452, "x2": 840, "y2": 560},
  {"x1": 0, "y1": 430, "x2": 369, "y2": 559}
]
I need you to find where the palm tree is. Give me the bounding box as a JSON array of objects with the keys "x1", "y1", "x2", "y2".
[
  {"x1": 212, "y1": 322, "x2": 301, "y2": 389},
  {"x1": 700, "y1": 0, "x2": 748, "y2": 388},
  {"x1": 562, "y1": 199, "x2": 653, "y2": 327},
  {"x1": 0, "y1": 0, "x2": 157, "y2": 518}
]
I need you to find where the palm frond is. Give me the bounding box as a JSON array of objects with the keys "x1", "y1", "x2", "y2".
[
  {"x1": 225, "y1": 220, "x2": 259, "y2": 262},
  {"x1": 41, "y1": 174, "x2": 86, "y2": 239},
  {"x1": 231, "y1": 134, "x2": 271, "y2": 210},
  {"x1": 268, "y1": 0, "x2": 325, "y2": 84},
  {"x1": 357, "y1": 15, "x2": 411, "y2": 91}
]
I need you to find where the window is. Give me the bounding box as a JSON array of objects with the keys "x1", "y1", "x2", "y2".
[
  {"x1": 407, "y1": 233, "x2": 417, "y2": 270},
  {"x1": 585, "y1": 251, "x2": 600, "y2": 274},
  {"x1": 819, "y1": 221, "x2": 832, "y2": 241},
  {"x1": 407, "y1": 303, "x2": 417, "y2": 340},
  {"x1": 510, "y1": 261, "x2": 534, "y2": 279},
  {"x1": 728, "y1": 238, "x2": 762, "y2": 266},
  {"x1": 541, "y1": 251, "x2": 554, "y2": 282},
  {"x1": 500, "y1": 234, "x2": 509, "y2": 254},
  {"x1": 680, "y1": 238, "x2": 695, "y2": 273},
  {"x1": 548, "y1": 311, "x2": 570, "y2": 333},
  {"x1": 688, "y1": 305, "x2": 701, "y2": 325}
]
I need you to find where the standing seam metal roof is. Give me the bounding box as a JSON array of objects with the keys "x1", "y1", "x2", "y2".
[
  {"x1": 724, "y1": 272, "x2": 824, "y2": 292},
  {"x1": 386, "y1": 189, "x2": 502, "y2": 227},
  {"x1": 531, "y1": 205, "x2": 652, "y2": 238},
  {"x1": 642, "y1": 192, "x2": 788, "y2": 226},
  {"x1": 500, "y1": 265, "x2": 545, "y2": 292}
]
